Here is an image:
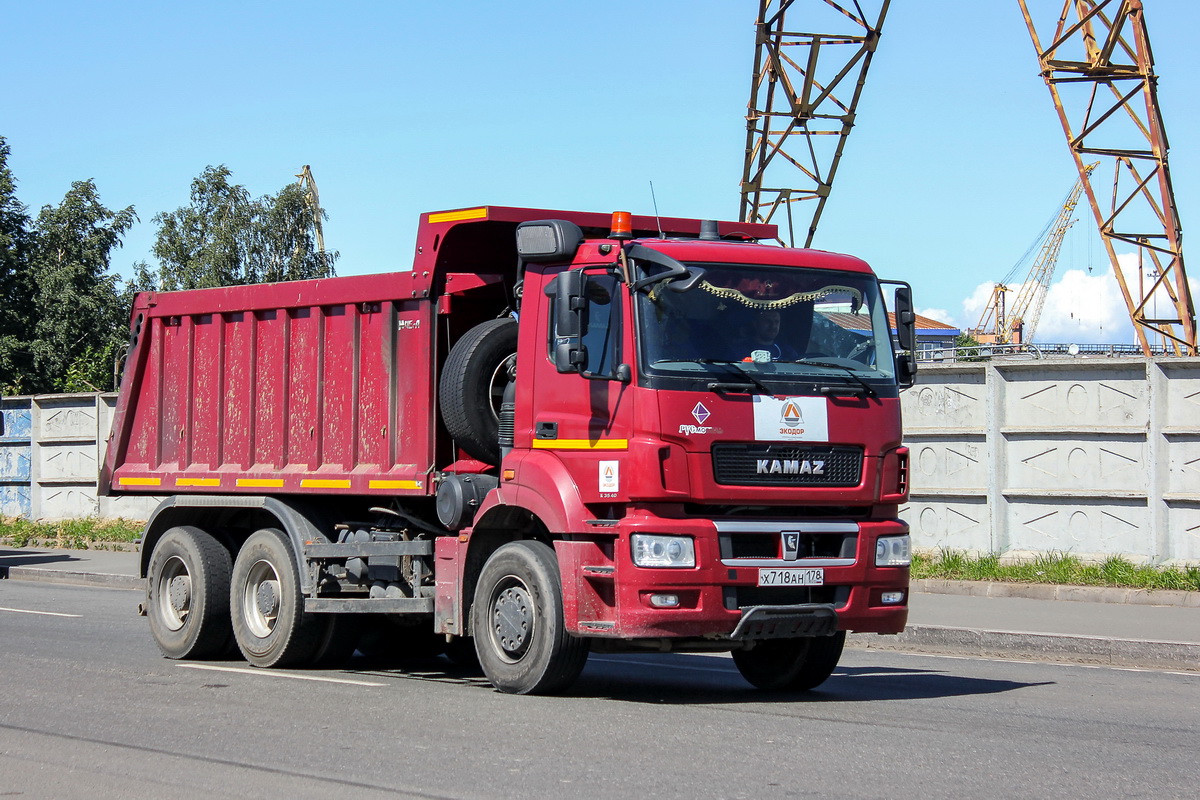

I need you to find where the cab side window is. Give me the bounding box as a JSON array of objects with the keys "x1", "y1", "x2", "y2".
[{"x1": 548, "y1": 272, "x2": 621, "y2": 378}]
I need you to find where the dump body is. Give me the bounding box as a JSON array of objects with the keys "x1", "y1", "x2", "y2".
[
  {"x1": 104, "y1": 272, "x2": 439, "y2": 496},
  {"x1": 102, "y1": 206, "x2": 769, "y2": 497}
]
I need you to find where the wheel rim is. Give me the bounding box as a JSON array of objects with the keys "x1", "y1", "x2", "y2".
[
  {"x1": 156, "y1": 555, "x2": 191, "y2": 632},
  {"x1": 490, "y1": 576, "x2": 535, "y2": 663},
  {"x1": 241, "y1": 558, "x2": 282, "y2": 639},
  {"x1": 487, "y1": 354, "x2": 516, "y2": 424}
]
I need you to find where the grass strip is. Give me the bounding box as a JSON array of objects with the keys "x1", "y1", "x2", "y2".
[
  {"x1": 913, "y1": 548, "x2": 1200, "y2": 592},
  {"x1": 0, "y1": 516, "x2": 142, "y2": 550}
]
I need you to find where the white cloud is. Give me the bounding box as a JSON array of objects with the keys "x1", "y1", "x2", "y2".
[
  {"x1": 916, "y1": 307, "x2": 953, "y2": 326},
  {"x1": 959, "y1": 282, "x2": 1000, "y2": 332},
  {"x1": 1036, "y1": 264, "x2": 1132, "y2": 344},
  {"x1": 951, "y1": 252, "x2": 1198, "y2": 346}
]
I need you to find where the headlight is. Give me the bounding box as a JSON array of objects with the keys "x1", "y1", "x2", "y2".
[
  {"x1": 875, "y1": 534, "x2": 911, "y2": 567},
  {"x1": 631, "y1": 535, "x2": 695, "y2": 568}
]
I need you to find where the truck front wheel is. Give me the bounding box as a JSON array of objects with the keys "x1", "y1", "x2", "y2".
[
  {"x1": 146, "y1": 525, "x2": 233, "y2": 659},
  {"x1": 732, "y1": 631, "x2": 846, "y2": 691},
  {"x1": 472, "y1": 541, "x2": 589, "y2": 694},
  {"x1": 230, "y1": 528, "x2": 323, "y2": 668}
]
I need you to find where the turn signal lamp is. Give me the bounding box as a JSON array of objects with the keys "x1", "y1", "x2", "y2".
[{"x1": 610, "y1": 211, "x2": 633, "y2": 240}]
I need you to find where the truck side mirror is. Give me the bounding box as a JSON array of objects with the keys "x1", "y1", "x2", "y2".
[
  {"x1": 895, "y1": 351, "x2": 917, "y2": 388},
  {"x1": 885, "y1": 282, "x2": 918, "y2": 388},
  {"x1": 546, "y1": 270, "x2": 589, "y2": 374},
  {"x1": 892, "y1": 285, "x2": 916, "y2": 352}
]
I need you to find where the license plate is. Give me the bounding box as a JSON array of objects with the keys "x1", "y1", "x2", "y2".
[{"x1": 757, "y1": 567, "x2": 824, "y2": 587}]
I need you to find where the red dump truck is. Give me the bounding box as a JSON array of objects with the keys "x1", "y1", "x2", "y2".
[{"x1": 101, "y1": 205, "x2": 916, "y2": 694}]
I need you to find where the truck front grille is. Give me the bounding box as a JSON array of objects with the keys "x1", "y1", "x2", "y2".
[
  {"x1": 719, "y1": 530, "x2": 857, "y2": 560},
  {"x1": 711, "y1": 444, "x2": 862, "y2": 487}
]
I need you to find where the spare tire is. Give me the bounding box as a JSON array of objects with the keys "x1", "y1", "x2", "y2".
[{"x1": 439, "y1": 317, "x2": 518, "y2": 464}]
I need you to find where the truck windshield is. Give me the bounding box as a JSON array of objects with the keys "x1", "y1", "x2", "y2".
[{"x1": 635, "y1": 262, "x2": 896, "y2": 385}]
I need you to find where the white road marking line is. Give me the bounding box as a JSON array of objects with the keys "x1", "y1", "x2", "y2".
[
  {"x1": 177, "y1": 663, "x2": 386, "y2": 686},
  {"x1": 0, "y1": 606, "x2": 82, "y2": 618}
]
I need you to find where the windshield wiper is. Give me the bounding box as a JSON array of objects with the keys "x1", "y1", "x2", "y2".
[
  {"x1": 781, "y1": 359, "x2": 877, "y2": 398},
  {"x1": 693, "y1": 360, "x2": 774, "y2": 395}
]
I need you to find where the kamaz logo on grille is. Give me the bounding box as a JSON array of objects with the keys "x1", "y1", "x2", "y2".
[{"x1": 756, "y1": 459, "x2": 825, "y2": 475}]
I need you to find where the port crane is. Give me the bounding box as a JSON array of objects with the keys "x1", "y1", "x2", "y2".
[{"x1": 971, "y1": 164, "x2": 1096, "y2": 345}]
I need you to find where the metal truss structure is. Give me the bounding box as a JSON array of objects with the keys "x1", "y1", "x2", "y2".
[
  {"x1": 295, "y1": 165, "x2": 327, "y2": 256},
  {"x1": 739, "y1": 1, "x2": 890, "y2": 248},
  {"x1": 1017, "y1": 0, "x2": 1196, "y2": 355}
]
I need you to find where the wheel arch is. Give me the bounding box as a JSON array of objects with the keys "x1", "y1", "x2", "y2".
[
  {"x1": 460, "y1": 503, "x2": 553, "y2": 637},
  {"x1": 139, "y1": 495, "x2": 337, "y2": 593}
]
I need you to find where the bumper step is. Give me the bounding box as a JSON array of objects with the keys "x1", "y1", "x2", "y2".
[{"x1": 729, "y1": 603, "x2": 839, "y2": 640}]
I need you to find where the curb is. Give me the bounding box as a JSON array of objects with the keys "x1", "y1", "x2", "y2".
[
  {"x1": 848, "y1": 624, "x2": 1200, "y2": 673},
  {"x1": 912, "y1": 578, "x2": 1200, "y2": 608},
  {"x1": 0, "y1": 565, "x2": 142, "y2": 591}
]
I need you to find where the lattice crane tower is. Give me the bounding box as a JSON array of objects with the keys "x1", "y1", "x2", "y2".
[
  {"x1": 295, "y1": 165, "x2": 326, "y2": 256},
  {"x1": 1017, "y1": 0, "x2": 1196, "y2": 355},
  {"x1": 739, "y1": 1, "x2": 890, "y2": 248}
]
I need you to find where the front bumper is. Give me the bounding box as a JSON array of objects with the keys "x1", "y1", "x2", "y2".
[{"x1": 554, "y1": 512, "x2": 909, "y2": 641}]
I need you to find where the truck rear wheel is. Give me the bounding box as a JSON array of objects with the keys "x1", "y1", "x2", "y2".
[
  {"x1": 439, "y1": 317, "x2": 517, "y2": 464},
  {"x1": 310, "y1": 614, "x2": 363, "y2": 667},
  {"x1": 732, "y1": 631, "x2": 846, "y2": 691},
  {"x1": 230, "y1": 528, "x2": 323, "y2": 668},
  {"x1": 472, "y1": 541, "x2": 589, "y2": 694},
  {"x1": 146, "y1": 526, "x2": 233, "y2": 659}
]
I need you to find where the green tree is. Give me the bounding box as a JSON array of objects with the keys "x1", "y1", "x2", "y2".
[
  {"x1": 144, "y1": 165, "x2": 337, "y2": 291},
  {"x1": 0, "y1": 136, "x2": 34, "y2": 393},
  {"x1": 953, "y1": 332, "x2": 987, "y2": 362},
  {"x1": 27, "y1": 180, "x2": 136, "y2": 392}
]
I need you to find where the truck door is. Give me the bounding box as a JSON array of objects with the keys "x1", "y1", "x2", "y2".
[{"x1": 527, "y1": 269, "x2": 634, "y2": 505}]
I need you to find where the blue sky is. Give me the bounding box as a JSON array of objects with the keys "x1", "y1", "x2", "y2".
[{"x1": 4, "y1": 1, "x2": 1198, "y2": 345}]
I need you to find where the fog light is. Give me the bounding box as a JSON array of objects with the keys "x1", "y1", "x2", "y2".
[
  {"x1": 649, "y1": 593, "x2": 680, "y2": 608},
  {"x1": 881, "y1": 591, "x2": 904, "y2": 605}
]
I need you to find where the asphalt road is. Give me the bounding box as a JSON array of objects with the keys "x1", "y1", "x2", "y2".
[{"x1": 1, "y1": 581, "x2": 1197, "y2": 799}]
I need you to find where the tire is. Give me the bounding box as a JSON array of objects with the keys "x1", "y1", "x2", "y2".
[
  {"x1": 310, "y1": 614, "x2": 364, "y2": 668},
  {"x1": 230, "y1": 528, "x2": 323, "y2": 668},
  {"x1": 732, "y1": 631, "x2": 845, "y2": 691},
  {"x1": 439, "y1": 318, "x2": 518, "y2": 464},
  {"x1": 791, "y1": 631, "x2": 845, "y2": 691},
  {"x1": 146, "y1": 526, "x2": 233, "y2": 659},
  {"x1": 472, "y1": 541, "x2": 589, "y2": 694}
]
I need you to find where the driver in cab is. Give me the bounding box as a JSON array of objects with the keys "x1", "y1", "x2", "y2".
[{"x1": 742, "y1": 308, "x2": 798, "y2": 362}]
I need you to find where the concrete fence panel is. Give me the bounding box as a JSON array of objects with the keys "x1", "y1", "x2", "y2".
[
  {"x1": 903, "y1": 357, "x2": 1200, "y2": 565},
  {"x1": 0, "y1": 398, "x2": 32, "y2": 518},
  {"x1": 0, "y1": 393, "x2": 161, "y2": 523}
]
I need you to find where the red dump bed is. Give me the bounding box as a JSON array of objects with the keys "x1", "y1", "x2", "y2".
[
  {"x1": 101, "y1": 204, "x2": 778, "y2": 499},
  {"x1": 102, "y1": 271, "x2": 441, "y2": 498}
]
